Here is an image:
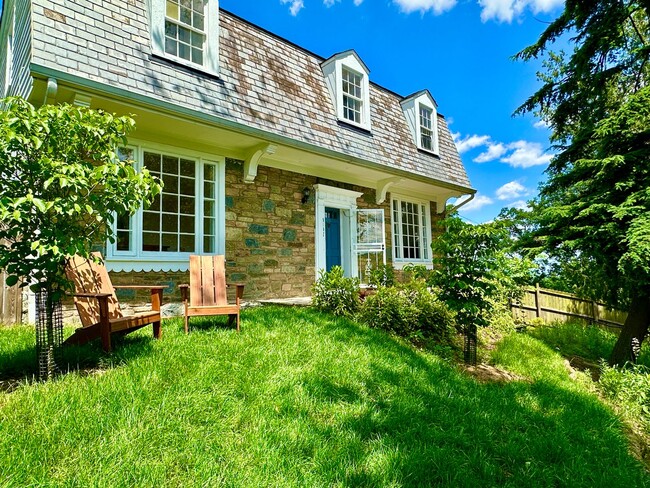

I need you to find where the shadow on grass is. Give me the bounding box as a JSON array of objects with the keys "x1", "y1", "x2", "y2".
[
  {"x1": 250, "y1": 307, "x2": 648, "y2": 486},
  {"x1": 0, "y1": 326, "x2": 157, "y2": 390}
]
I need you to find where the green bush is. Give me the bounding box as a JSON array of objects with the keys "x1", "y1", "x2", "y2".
[
  {"x1": 311, "y1": 266, "x2": 360, "y2": 317},
  {"x1": 358, "y1": 280, "x2": 455, "y2": 341},
  {"x1": 599, "y1": 362, "x2": 650, "y2": 423},
  {"x1": 366, "y1": 263, "x2": 395, "y2": 288}
]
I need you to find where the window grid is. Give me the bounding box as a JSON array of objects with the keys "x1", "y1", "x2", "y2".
[
  {"x1": 165, "y1": 0, "x2": 205, "y2": 65},
  {"x1": 392, "y1": 198, "x2": 430, "y2": 262},
  {"x1": 419, "y1": 105, "x2": 433, "y2": 151},
  {"x1": 116, "y1": 148, "x2": 135, "y2": 252},
  {"x1": 342, "y1": 68, "x2": 363, "y2": 124},
  {"x1": 203, "y1": 163, "x2": 217, "y2": 253},
  {"x1": 142, "y1": 152, "x2": 197, "y2": 254}
]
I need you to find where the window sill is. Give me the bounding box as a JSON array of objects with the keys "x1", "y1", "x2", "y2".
[
  {"x1": 337, "y1": 119, "x2": 372, "y2": 135},
  {"x1": 149, "y1": 53, "x2": 221, "y2": 81},
  {"x1": 417, "y1": 147, "x2": 440, "y2": 158},
  {"x1": 392, "y1": 260, "x2": 433, "y2": 270}
]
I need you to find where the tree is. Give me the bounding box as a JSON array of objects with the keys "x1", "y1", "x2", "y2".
[
  {"x1": 429, "y1": 216, "x2": 532, "y2": 330},
  {"x1": 0, "y1": 97, "x2": 160, "y2": 373},
  {"x1": 515, "y1": 1, "x2": 650, "y2": 365}
]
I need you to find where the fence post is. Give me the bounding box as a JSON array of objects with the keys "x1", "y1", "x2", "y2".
[
  {"x1": 535, "y1": 283, "x2": 542, "y2": 318},
  {"x1": 592, "y1": 301, "x2": 599, "y2": 325}
]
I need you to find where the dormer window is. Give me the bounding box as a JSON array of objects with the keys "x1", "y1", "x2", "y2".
[
  {"x1": 342, "y1": 67, "x2": 363, "y2": 124},
  {"x1": 165, "y1": 0, "x2": 206, "y2": 65},
  {"x1": 401, "y1": 90, "x2": 439, "y2": 155},
  {"x1": 321, "y1": 50, "x2": 371, "y2": 131},
  {"x1": 419, "y1": 105, "x2": 434, "y2": 151},
  {"x1": 151, "y1": 0, "x2": 220, "y2": 75}
]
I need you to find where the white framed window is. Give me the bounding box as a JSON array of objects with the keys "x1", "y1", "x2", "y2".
[
  {"x1": 400, "y1": 91, "x2": 439, "y2": 155},
  {"x1": 342, "y1": 67, "x2": 363, "y2": 125},
  {"x1": 150, "y1": 0, "x2": 220, "y2": 75},
  {"x1": 321, "y1": 50, "x2": 371, "y2": 131},
  {"x1": 391, "y1": 195, "x2": 432, "y2": 267},
  {"x1": 419, "y1": 105, "x2": 434, "y2": 151},
  {"x1": 107, "y1": 142, "x2": 225, "y2": 272}
]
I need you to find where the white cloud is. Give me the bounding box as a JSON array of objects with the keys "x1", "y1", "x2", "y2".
[
  {"x1": 478, "y1": 0, "x2": 564, "y2": 23},
  {"x1": 474, "y1": 142, "x2": 507, "y2": 163},
  {"x1": 454, "y1": 134, "x2": 491, "y2": 154},
  {"x1": 496, "y1": 181, "x2": 527, "y2": 200},
  {"x1": 459, "y1": 194, "x2": 493, "y2": 212},
  {"x1": 281, "y1": 0, "x2": 305, "y2": 15},
  {"x1": 533, "y1": 119, "x2": 550, "y2": 129},
  {"x1": 507, "y1": 200, "x2": 530, "y2": 211},
  {"x1": 354, "y1": 0, "x2": 364, "y2": 4},
  {"x1": 501, "y1": 140, "x2": 553, "y2": 168},
  {"x1": 393, "y1": 0, "x2": 457, "y2": 15}
]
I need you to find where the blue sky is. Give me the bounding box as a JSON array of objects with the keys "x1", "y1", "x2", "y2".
[
  {"x1": 220, "y1": 0, "x2": 565, "y2": 223},
  {"x1": 0, "y1": 0, "x2": 563, "y2": 223}
]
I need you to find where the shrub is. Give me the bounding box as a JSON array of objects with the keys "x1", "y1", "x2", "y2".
[
  {"x1": 358, "y1": 280, "x2": 455, "y2": 341},
  {"x1": 599, "y1": 362, "x2": 650, "y2": 424},
  {"x1": 366, "y1": 263, "x2": 395, "y2": 288},
  {"x1": 311, "y1": 266, "x2": 360, "y2": 317}
]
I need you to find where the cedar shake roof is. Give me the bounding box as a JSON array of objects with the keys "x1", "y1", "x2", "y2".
[
  {"x1": 25, "y1": 0, "x2": 471, "y2": 192},
  {"x1": 219, "y1": 10, "x2": 471, "y2": 190}
]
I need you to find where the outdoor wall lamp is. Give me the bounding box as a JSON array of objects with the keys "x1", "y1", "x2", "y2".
[{"x1": 301, "y1": 187, "x2": 312, "y2": 204}]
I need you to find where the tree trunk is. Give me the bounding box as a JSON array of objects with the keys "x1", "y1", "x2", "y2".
[{"x1": 609, "y1": 292, "x2": 650, "y2": 367}]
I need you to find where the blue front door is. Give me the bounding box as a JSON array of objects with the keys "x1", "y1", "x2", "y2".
[{"x1": 325, "y1": 207, "x2": 341, "y2": 271}]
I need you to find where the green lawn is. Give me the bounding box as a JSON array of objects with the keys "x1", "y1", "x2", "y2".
[{"x1": 0, "y1": 307, "x2": 647, "y2": 487}]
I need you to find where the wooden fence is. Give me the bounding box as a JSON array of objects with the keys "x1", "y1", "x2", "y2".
[
  {"x1": 0, "y1": 268, "x2": 22, "y2": 325},
  {"x1": 511, "y1": 284, "x2": 627, "y2": 330}
]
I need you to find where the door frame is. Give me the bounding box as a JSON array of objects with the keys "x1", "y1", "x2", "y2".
[{"x1": 314, "y1": 184, "x2": 363, "y2": 279}]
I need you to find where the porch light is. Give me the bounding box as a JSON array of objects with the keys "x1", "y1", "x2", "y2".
[{"x1": 301, "y1": 187, "x2": 312, "y2": 204}]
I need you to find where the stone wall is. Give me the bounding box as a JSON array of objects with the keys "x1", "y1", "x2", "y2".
[
  {"x1": 224, "y1": 160, "x2": 317, "y2": 299},
  {"x1": 55, "y1": 163, "x2": 446, "y2": 325}
]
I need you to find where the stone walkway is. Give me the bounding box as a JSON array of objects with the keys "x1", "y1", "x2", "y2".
[{"x1": 256, "y1": 297, "x2": 312, "y2": 307}]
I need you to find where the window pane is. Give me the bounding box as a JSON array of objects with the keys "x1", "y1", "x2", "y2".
[
  {"x1": 179, "y1": 177, "x2": 195, "y2": 196},
  {"x1": 180, "y1": 196, "x2": 195, "y2": 215},
  {"x1": 180, "y1": 6, "x2": 191, "y2": 25},
  {"x1": 143, "y1": 211, "x2": 160, "y2": 231},
  {"x1": 143, "y1": 232, "x2": 160, "y2": 252},
  {"x1": 179, "y1": 42, "x2": 190, "y2": 61},
  {"x1": 163, "y1": 174, "x2": 178, "y2": 194},
  {"x1": 204, "y1": 164, "x2": 215, "y2": 181},
  {"x1": 204, "y1": 217, "x2": 215, "y2": 235},
  {"x1": 117, "y1": 231, "x2": 131, "y2": 251},
  {"x1": 162, "y1": 194, "x2": 179, "y2": 213},
  {"x1": 162, "y1": 233, "x2": 178, "y2": 253},
  {"x1": 205, "y1": 200, "x2": 215, "y2": 217},
  {"x1": 149, "y1": 195, "x2": 161, "y2": 212},
  {"x1": 192, "y1": 48, "x2": 203, "y2": 65},
  {"x1": 193, "y1": 12, "x2": 204, "y2": 30},
  {"x1": 180, "y1": 234, "x2": 195, "y2": 253},
  {"x1": 204, "y1": 181, "x2": 215, "y2": 198},
  {"x1": 180, "y1": 159, "x2": 195, "y2": 177},
  {"x1": 166, "y1": 1, "x2": 178, "y2": 20},
  {"x1": 162, "y1": 213, "x2": 177, "y2": 232},
  {"x1": 162, "y1": 155, "x2": 178, "y2": 174},
  {"x1": 144, "y1": 152, "x2": 161, "y2": 172},
  {"x1": 204, "y1": 236, "x2": 214, "y2": 254},
  {"x1": 180, "y1": 216, "x2": 194, "y2": 233}
]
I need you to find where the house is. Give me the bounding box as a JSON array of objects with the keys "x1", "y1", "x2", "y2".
[{"x1": 0, "y1": 0, "x2": 474, "y2": 308}]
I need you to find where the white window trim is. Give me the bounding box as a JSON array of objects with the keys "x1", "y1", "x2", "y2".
[
  {"x1": 106, "y1": 141, "x2": 225, "y2": 272},
  {"x1": 336, "y1": 62, "x2": 371, "y2": 131},
  {"x1": 150, "y1": 0, "x2": 220, "y2": 76},
  {"x1": 391, "y1": 194, "x2": 433, "y2": 270},
  {"x1": 3, "y1": 3, "x2": 15, "y2": 97},
  {"x1": 416, "y1": 102, "x2": 439, "y2": 155}
]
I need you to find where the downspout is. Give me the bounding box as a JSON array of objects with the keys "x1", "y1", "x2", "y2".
[
  {"x1": 44, "y1": 77, "x2": 57, "y2": 105},
  {"x1": 447, "y1": 193, "x2": 475, "y2": 215}
]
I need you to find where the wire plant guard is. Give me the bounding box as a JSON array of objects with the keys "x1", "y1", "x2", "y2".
[
  {"x1": 464, "y1": 323, "x2": 477, "y2": 365},
  {"x1": 35, "y1": 288, "x2": 63, "y2": 380}
]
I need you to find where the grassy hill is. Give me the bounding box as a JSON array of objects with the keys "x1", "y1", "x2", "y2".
[{"x1": 0, "y1": 306, "x2": 647, "y2": 487}]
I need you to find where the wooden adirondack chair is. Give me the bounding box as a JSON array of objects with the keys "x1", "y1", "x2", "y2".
[
  {"x1": 179, "y1": 255, "x2": 244, "y2": 334},
  {"x1": 64, "y1": 252, "x2": 165, "y2": 352}
]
